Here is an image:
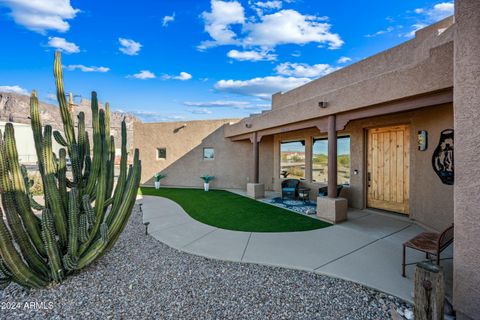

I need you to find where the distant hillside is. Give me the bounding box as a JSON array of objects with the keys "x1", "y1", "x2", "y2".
[{"x1": 0, "y1": 92, "x2": 141, "y2": 149}]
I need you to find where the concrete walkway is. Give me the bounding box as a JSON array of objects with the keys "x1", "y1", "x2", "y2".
[{"x1": 138, "y1": 195, "x2": 453, "y2": 303}]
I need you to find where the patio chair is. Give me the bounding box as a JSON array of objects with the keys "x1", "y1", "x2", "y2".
[
  {"x1": 402, "y1": 224, "x2": 454, "y2": 277},
  {"x1": 281, "y1": 179, "x2": 300, "y2": 200},
  {"x1": 318, "y1": 185, "x2": 343, "y2": 197}
]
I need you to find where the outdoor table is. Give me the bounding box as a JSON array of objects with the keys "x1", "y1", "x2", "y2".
[{"x1": 298, "y1": 187, "x2": 310, "y2": 203}]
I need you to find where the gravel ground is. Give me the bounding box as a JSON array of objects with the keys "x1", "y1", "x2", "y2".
[{"x1": 1, "y1": 205, "x2": 413, "y2": 319}]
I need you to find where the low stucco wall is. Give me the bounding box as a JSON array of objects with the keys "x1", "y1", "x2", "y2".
[
  {"x1": 134, "y1": 119, "x2": 274, "y2": 190},
  {"x1": 347, "y1": 104, "x2": 454, "y2": 231}
]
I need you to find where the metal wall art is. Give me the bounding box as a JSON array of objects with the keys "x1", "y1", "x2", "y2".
[{"x1": 432, "y1": 129, "x2": 454, "y2": 185}]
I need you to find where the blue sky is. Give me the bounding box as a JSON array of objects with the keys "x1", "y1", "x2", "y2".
[{"x1": 0, "y1": 0, "x2": 453, "y2": 122}]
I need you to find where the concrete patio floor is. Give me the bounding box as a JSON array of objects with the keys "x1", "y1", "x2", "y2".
[{"x1": 138, "y1": 194, "x2": 453, "y2": 303}]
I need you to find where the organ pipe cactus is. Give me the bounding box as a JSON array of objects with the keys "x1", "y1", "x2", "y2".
[{"x1": 0, "y1": 51, "x2": 141, "y2": 288}]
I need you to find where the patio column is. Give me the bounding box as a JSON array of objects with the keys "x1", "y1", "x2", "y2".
[
  {"x1": 327, "y1": 114, "x2": 337, "y2": 198},
  {"x1": 453, "y1": 0, "x2": 480, "y2": 318},
  {"x1": 253, "y1": 131, "x2": 260, "y2": 184},
  {"x1": 247, "y1": 132, "x2": 265, "y2": 199}
]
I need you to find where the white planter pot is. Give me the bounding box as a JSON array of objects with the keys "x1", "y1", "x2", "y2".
[
  {"x1": 154, "y1": 181, "x2": 161, "y2": 189},
  {"x1": 204, "y1": 182, "x2": 210, "y2": 192}
]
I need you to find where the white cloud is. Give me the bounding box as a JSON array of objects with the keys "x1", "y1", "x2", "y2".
[
  {"x1": 227, "y1": 49, "x2": 277, "y2": 61},
  {"x1": 184, "y1": 100, "x2": 270, "y2": 110},
  {"x1": 65, "y1": 65, "x2": 110, "y2": 72},
  {"x1": 244, "y1": 10, "x2": 343, "y2": 49},
  {"x1": 416, "y1": 2, "x2": 454, "y2": 21},
  {"x1": 0, "y1": 0, "x2": 79, "y2": 33},
  {"x1": 162, "y1": 13, "x2": 175, "y2": 27},
  {"x1": 405, "y1": 23, "x2": 428, "y2": 38},
  {"x1": 129, "y1": 70, "x2": 156, "y2": 80},
  {"x1": 365, "y1": 26, "x2": 395, "y2": 38},
  {"x1": 200, "y1": 2, "x2": 343, "y2": 50},
  {"x1": 0, "y1": 85, "x2": 28, "y2": 95},
  {"x1": 275, "y1": 62, "x2": 338, "y2": 78},
  {"x1": 198, "y1": 0, "x2": 245, "y2": 50},
  {"x1": 214, "y1": 76, "x2": 311, "y2": 99},
  {"x1": 406, "y1": 2, "x2": 454, "y2": 38},
  {"x1": 254, "y1": 1, "x2": 282, "y2": 9},
  {"x1": 162, "y1": 72, "x2": 192, "y2": 81},
  {"x1": 184, "y1": 100, "x2": 250, "y2": 108},
  {"x1": 118, "y1": 38, "x2": 142, "y2": 55},
  {"x1": 47, "y1": 37, "x2": 80, "y2": 53},
  {"x1": 128, "y1": 110, "x2": 186, "y2": 122},
  {"x1": 337, "y1": 56, "x2": 352, "y2": 64},
  {"x1": 187, "y1": 108, "x2": 213, "y2": 114}
]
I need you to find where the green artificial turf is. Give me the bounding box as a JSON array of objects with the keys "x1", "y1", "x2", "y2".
[{"x1": 139, "y1": 187, "x2": 331, "y2": 232}]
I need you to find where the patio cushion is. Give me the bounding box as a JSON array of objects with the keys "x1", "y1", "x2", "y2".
[{"x1": 282, "y1": 188, "x2": 296, "y2": 192}]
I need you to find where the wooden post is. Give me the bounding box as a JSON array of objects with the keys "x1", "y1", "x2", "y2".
[
  {"x1": 327, "y1": 115, "x2": 337, "y2": 198},
  {"x1": 414, "y1": 262, "x2": 445, "y2": 320},
  {"x1": 252, "y1": 132, "x2": 259, "y2": 184}
]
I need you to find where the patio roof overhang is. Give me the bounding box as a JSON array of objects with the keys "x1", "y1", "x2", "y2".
[{"x1": 228, "y1": 88, "x2": 453, "y2": 142}]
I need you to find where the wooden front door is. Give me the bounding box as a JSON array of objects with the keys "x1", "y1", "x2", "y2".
[{"x1": 367, "y1": 125, "x2": 410, "y2": 214}]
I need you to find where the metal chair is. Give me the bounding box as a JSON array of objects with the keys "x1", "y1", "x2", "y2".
[{"x1": 402, "y1": 224, "x2": 454, "y2": 277}]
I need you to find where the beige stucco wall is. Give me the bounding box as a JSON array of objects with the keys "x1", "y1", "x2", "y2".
[
  {"x1": 453, "y1": 0, "x2": 480, "y2": 318},
  {"x1": 134, "y1": 119, "x2": 274, "y2": 190},
  {"x1": 225, "y1": 18, "x2": 455, "y2": 138},
  {"x1": 134, "y1": 119, "x2": 238, "y2": 185},
  {"x1": 347, "y1": 104, "x2": 454, "y2": 231}
]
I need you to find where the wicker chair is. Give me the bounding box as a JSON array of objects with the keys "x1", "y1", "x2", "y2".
[
  {"x1": 402, "y1": 224, "x2": 454, "y2": 277},
  {"x1": 318, "y1": 185, "x2": 343, "y2": 197},
  {"x1": 281, "y1": 179, "x2": 300, "y2": 200}
]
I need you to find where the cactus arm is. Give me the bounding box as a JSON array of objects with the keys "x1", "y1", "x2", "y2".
[
  {"x1": 41, "y1": 208, "x2": 64, "y2": 283},
  {"x1": 105, "y1": 136, "x2": 115, "y2": 201},
  {"x1": 0, "y1": 207, "x2": 48, "y2": 288},
  {"x1": 30, "y1": 91, "x2": 45, "y2": 177},
  {"x1": 83, "y1": 132, "x2": 91, "y2": 183},
  {"x1": 53, "y1": 51, "x2": 76, "y2": 147},
  {"x1": 84, "y1": 92, "x2": 100, "y2": 197},
  {"x1": 63, "y1": 188, "x2": 79, "y2": 271},
  {"x1": 79, "y1": 110, "x2": 108, "y2": 254},
  {"x1": 78, "y1": 150, "x2": 140, "y2": 268},
  {"x1": 57, "y1": 148, "x2": 68, "y2": 211},
  {"x1": 105, "y1": 120, "x2": 127, "y2": 226},
  {"x1": 2, "y1": 125, "x2": 46, "y2": 255},
  {"x1": 70, "y1": 143, "x2": 83, "y2": 189},
  {"x1": 53, "y1": 131, "x2": 68, "y2": 147},
  {"x1": 0, "y1": 137, "x2": 49, "y2": 275},
  {"x1": 77, "y1": 112, "x2": 86, "y2": 171},
  {"x1": 42, "y1": 125, "x2": 67, "y2": 246}
]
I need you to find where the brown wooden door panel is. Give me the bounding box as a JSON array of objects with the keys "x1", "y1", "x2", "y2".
[{"x1": 367, "y1": 125, "x2": 410, "y2": 214}]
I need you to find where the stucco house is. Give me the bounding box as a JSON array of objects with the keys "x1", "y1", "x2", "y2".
[{"x1": 134, "y1": 3, "x2": 480, "y2": 318}]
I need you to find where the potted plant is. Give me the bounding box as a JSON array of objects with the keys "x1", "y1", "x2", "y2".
[
  {"x1": 200, "y1": 175, "x2": 215, "y2": 191},
  {"x1": 154, "y1": 173, "x2": 167, "y2": 189}
]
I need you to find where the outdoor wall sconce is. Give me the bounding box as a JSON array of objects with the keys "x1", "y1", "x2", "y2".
[
  {"x1": 353, "y1": 169, "x2": 359, "y2": 175},
  {"x1": 245, "y1": 123, "x2": 252, "y2": 128},
  {"x1": 417, "y1": 130, "x2": 428, "y2": 151},
  {"x1": 318, "y1": 101, "x2": 328, "y2": 108}
]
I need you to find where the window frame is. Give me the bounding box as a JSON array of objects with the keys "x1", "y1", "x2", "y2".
[
  {"x1": 203, "y1": 147, "x2": 215, "y2": 160},
  {"x1": 279, "y1": 139, "x2": 306, "y2": 180},
  {"x1": 156, "y1": 147, "x2": 167, "y2": 160},
  {"x1": 311, "y1": 135, "x2": 351, "y2": 184}
]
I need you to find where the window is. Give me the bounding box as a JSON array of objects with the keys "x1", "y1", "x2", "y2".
[
  {"x1": 312, "y1": 136, "x2": 350, "y2": 184},
  {"x1": 203, "y1": 147, "x2": 215, "y2": 160},
  {"x1": 156, "y1": 148, "x2": 166, "y2": 160},
  {"x1": 280, "y1": 140, "x2": 305, "y2": 179}
]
